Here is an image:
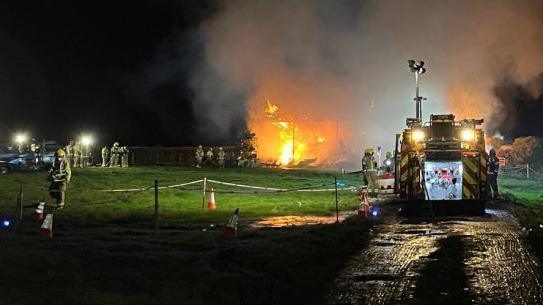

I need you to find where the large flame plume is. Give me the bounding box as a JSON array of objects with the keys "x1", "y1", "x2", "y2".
[{"x1": 251, "y1": 98, "x2": 356, "y2": 167}]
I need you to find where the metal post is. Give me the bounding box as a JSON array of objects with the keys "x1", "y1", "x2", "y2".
[
  {"x1": 154, "y1": 180, "x2": 159, "y2": 235},
  {"x1": 18, "y1": 185, "x2": 23, "y2": 220},
  {"x1": 334, "y1": 177, "x2": 339, "y2": 223},
  {"x1": 415, "y1": 72, "x2": 420, "y2": 121},
  {"x1": 527, "y1": 164, "x2": 530, "y2": 179},
  {"x1": 202, "y1": 177, "x2": 207, "y2": 208}
]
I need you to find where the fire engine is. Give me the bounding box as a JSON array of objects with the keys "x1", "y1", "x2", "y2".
[{"x1": 394, "y1": 61, "x2": 488, "y2": 215}]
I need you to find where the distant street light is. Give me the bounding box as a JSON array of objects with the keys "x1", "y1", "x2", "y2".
[
  {"x1": 81, "y1": 135, "x2": 93, "y2": 146},
  {"x1": 14, "y1": 133, "x2": 28, "y2": 144}
]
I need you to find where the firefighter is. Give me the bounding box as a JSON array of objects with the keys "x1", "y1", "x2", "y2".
[
  {"x1": 80, "y1": 142, "x2": 88, "y2": 168},
  {"x1": 110, "y1": 142, "x2": 121, "y2": 167},
  {"x1": 203, "y1": 147, "x2": 215, "y2": 166},
  {"x1": 73, "y1": 141, "x2": 81, "y2": 168},
  {"x1": 217, "y1": 147, "x2": 226, "y2": 168},
  {"x1": 121, "y1": 146, "x2": 129, "y2": 167},
  {"x1": 195, "y1": 145, "x2": 204, "y2": 168},
  {"x1": 48, "y1": 149, "x2": 71, "y2": 209},
  {"x1": 382, "y1": 151, "x2": 394, "y2": 174},
  {"x1": 488, "y1": 148, "x2": 499, "y2": 200},
  {"x1": 362, "y1": 148, "x2": 379, "y2": 198},
  {"x1": 101, "y1": 146, "x2": 109, "y2": 167},
  {"x1": 65, "y1": 140, "x2": 75, "y2": 166}
]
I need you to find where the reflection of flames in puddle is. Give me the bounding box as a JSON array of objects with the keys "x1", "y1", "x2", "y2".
[{"x1": 251, "y1": 214, "x2": 350, "y2": 228}]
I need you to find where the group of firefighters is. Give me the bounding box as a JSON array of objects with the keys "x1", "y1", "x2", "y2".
[
  {"x1": 361, "y1": 147, "x2": 500, "y2": 200},
  {"x1": 193, "y1": 146, "x2": 259, "y2": 168},
  {"x1": 64, "y1": 141, "x2": 128, "y2": 168},
  {"x1": 194, "y1": 145, "x2": 227, "y2": 168},
  {"x1": 100, "y1": 142, "x2": 129, "y2": 168}
]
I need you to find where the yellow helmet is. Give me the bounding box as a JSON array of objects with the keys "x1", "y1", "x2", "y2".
[
  {"x1": 365, "y1": 148, "x2": 374, "y2": 155},
  {"x1": 56, "y1": 148, "x2": 66, "y2": 157}
]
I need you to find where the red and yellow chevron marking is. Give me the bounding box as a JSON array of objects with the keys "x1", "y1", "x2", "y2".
[
  {"x1": 480, "y1": 153, "x2": 487, "y2": 183},
  {"x1": 462, "y1": 154, "x2": 480, "y2": 199},
  {"x1": 400, "y1": 152, "x2": 409, "y2": 184}
]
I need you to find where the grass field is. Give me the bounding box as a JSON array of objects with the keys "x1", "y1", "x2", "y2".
[
  {"x1": 0, "y1": 167, "x2": 369, "y2": 305},
  {"x1": 0, "y1": 166, "x2": 363, "y2": 226},
  {"x1": 497, "y1": 177, "x2": 543, "y2": 261}
]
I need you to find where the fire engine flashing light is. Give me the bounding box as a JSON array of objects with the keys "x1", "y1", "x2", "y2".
[
  {"x1": 412, "y1": 129, "x2": 425, "y2": 142},
  {"x1": 461, "y1": 129, "x2": 475, "y2": 142}
]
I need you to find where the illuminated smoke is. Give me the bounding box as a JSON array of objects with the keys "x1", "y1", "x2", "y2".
[{"x1": 191, "y1": 0, "x2": 543, "y2": 161}]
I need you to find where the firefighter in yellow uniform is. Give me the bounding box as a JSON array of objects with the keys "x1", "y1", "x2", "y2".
[
  {"x1": 362, "y1": 148, "x2": 379, "y2": 198},
  {"x1": 48, "y1": 149, "x2": 71, "y2": 209},
  {"x1": 217, "y1": 147, "x2": 226, "y2": 168}
]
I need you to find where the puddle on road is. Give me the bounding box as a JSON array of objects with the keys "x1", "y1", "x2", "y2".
[
  {"x1": 329, "y1": 210, "x2": 543, "y2": 305},
  {"x1": 251, "y1": 213, "x2": 351, "y2": 228}
]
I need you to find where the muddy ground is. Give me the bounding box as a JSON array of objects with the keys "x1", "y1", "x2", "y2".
[{"x1": 329, "y1": 208, "x2": 543, "y2": 305}]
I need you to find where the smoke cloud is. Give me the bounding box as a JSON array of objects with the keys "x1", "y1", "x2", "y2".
[{"x1": 191, "y1": 0, "x2": 543, "y2": 154}]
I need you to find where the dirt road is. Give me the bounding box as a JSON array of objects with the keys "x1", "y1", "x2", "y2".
[{"x1": 329, "y1": 209, "x2": 543, "y2": 305}]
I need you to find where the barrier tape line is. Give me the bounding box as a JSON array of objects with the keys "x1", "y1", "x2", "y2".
[
  {"x1": 206, "y1": 179, "x2": 284, "y2": 191},
  {"x1": 156, "y1": 179, "x2": 203, "y2": 190}
]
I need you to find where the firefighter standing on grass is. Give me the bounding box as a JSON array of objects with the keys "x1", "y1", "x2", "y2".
[
  {"x1": 203, "y1": 148, "x2": 215, "y2": 166},
  {"x1": 195, "y1": 145, "x2": 204, "y2": 168},
  {"x1": 362, "y1": 148, "x2": 379, "y2": 198},
  {"x1": 488, "y1": 148, "x2": 499, "y2": 200},
  {"x1": 110, "y1": 142, "x2": 121, "y2": 167},
  {"x1": 217, "y1": 147, "x2": 226, "y2": 168},
  {"x1": 101, "y1": 146, "x2": 109, "y2": 167},
  {"x1": 48, "y1": 149, "x2": 71, "y2": 209},
  {"x1": 73, "y1": 141, "x2": 81, "y2": 168}
]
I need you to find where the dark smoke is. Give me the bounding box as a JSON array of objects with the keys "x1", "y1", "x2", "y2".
[{"x1": 187, "y1": 0, "x2": 543, "y2": 152}]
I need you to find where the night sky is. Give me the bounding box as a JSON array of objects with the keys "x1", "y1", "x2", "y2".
[{"x1": 0, "y1": 0, "x2": 217, "y2": 146}]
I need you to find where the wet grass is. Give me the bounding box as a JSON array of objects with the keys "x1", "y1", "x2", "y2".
[
  {"x1": 498, "y1": 177, "x2": 543, "y2": 266},
  {"x1": 0, "y1": 167, "x2": 368, "y2": 305},
  {"x1": 0, "y1": 166, "x2": 362, "y2": 225}
]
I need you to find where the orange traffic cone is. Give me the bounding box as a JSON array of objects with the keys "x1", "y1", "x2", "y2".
[
  {"x1": 34, "y1": 201, "x2": 45, "y2": 220},
  {"x1": 207, "y1": 188, "x2": 217, "y2": 210},
  {"x1": 224, "y1": 208, "x2": 239, "y2": 237},
  {"x1": 357, "y1": 189, "x2": 372, "y2": 217},
  {"x1": 40, "y1": 213, "x2": 53, "y2": 238}
]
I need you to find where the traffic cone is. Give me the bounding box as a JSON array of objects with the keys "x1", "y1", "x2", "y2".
[
  {"x1": 224, "y1": 208, "x2": 239, "y2": 237},
  {"x1": 34, "y1": 201, "x2": 45, "y2": 220},
  {"x1": 207, "y1": 188, "x2": 217, "y2": 210},
  {"x1": 40, "y1": 213, "x2": 53, "y2": 238},
  {"x1": 357, "y1": 189, "x2": 372, "y2": 217}
]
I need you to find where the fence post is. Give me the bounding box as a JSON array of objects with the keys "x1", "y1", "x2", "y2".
[
  {"x1": 154, "y1": 180, "x2": 159, "y2": 236},
  {"x1": 202, "y1": 177, "x2": 207, "y2": 208},
  {"x1": 334, "y1": 177, "x2": 339, "y2": 223},
  {"x1": 18, "y1": 185, "x2": 23, "y2": 220},
  {"x1": 527, "y1": 164, "x2": 530, "y2": 179}
]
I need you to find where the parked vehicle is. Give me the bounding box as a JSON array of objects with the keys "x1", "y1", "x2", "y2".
[{"x1": 0, "y1": 141, "x2": 59, "y2": 172}]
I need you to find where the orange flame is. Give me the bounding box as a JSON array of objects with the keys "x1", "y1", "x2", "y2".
[
  {"x1": 265, "y1": 99, "x2": 279, "y2": 116},
  {"x1": 253, "y1": 100, "x2": 337, "y2": 167}
]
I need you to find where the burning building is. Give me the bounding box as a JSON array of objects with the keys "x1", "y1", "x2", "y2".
[{"x1": 250, "y1": 98, "x2": 359, "y2": 168}]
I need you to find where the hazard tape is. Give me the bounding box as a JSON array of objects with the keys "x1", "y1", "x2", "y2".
[
  {"x1": 206, "y1": 179, "x2": 284, "y2": 191},
  {"x1": 206, "y1": 179, "x2": 357, "y2": 194},
  {"x1": 90, "y1": 179, "x2": 204, "y2": 193},
  {"x1": 156, "y1": 179, "x2": 204, "y2": 190}
]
